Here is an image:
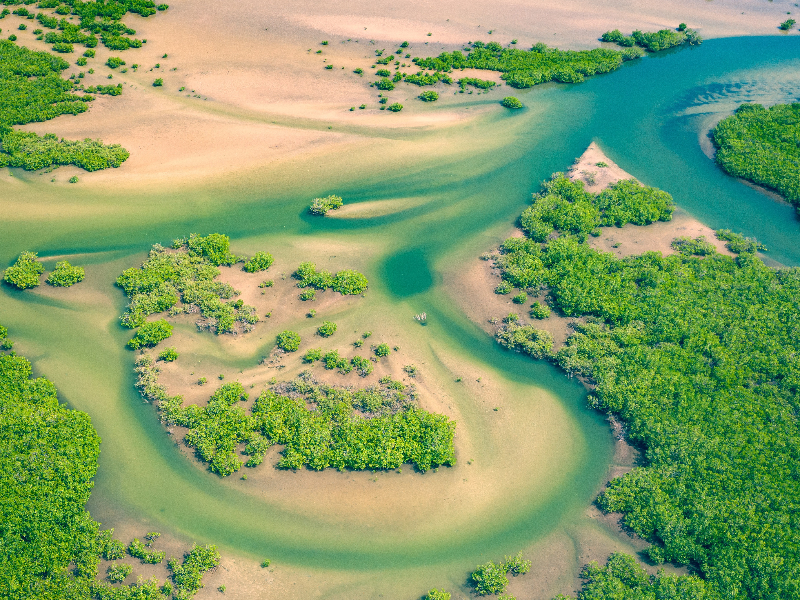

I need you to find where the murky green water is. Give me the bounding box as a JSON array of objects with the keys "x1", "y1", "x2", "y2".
[{"x1": 1, "y1": 36, "x2": 798, "y2": 598}]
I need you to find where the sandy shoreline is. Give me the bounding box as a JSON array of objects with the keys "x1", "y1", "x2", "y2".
[{"x1": 2, "y1": 0, "x2": 798, "y2": 188}]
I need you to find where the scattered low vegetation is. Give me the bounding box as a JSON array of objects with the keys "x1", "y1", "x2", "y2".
[{"x1": 712, "y1": 102, "x2": 800, "y2": 213}]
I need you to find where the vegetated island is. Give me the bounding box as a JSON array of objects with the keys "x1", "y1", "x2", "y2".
[
  {"x1": 483, "y1": 159, "x2": 799, "y2": 599},
  {"x1": 0, "y1": 323, "x2": 220, "y2": 600},
  {"x1": 0, "y1": 0, "x2": 167, "y2": 172},
  {"x1": 118, "y1": 234, "x2": 456, "y2": 477},
  {"x1": 712, "y1": 102, "x2": 800, "y2": 215}
]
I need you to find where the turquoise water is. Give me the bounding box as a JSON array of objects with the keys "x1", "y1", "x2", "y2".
[{"x1": 1, "y1": 35, "x2": 799, "y2": 597}]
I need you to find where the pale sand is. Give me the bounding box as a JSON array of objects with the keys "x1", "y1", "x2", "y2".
[{"x1": 3, "y1": 0, "x2": 797, "y2": 189}]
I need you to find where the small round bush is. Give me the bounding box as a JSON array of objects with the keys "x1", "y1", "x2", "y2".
[
  {"x1": 494, "y1": 281, "x2": 512, "y2": 295},
  {"x1": 512, "y1": 292, "x2": 527, "y2": 304},
  {"x1": 529, "y1": 302, "x2": 551, "y2": 319},
  {"x1": 387, "y1": 103, "x2": 403, "y2": 112},
  {"x1": 299, "y1": 288, "x2": 316, "y2": 301},
  {"x1": 374, "y1": 343, "x2": 390, "y2": 357},
  {"x1": 376, "y1": 68, "x2": 391, "y2": 77},
  {"x1": 501, "y1": 96, "x2": 523, "y2": 109},
  {"x1": 242, "y1": 251, "x2": 274, "y2": 273},
  {"x1": 158, "y1": 347, "x2": 179, "y2": 362},
  {"x1": 376, "y1": 78, "x2": 395, "y2": 90},
  {"x1": 276, "y1": 330, "x2": 301, "y2": 352},
  {"x1": 46, "y1": 260, "x2": 84, "y2": 287},
  {"x1": 3, "y1": 252, "x2": 44, "y2": 289},
  {"x1": 152, "y1": 78, "x2": 163, "y2": 87},
  {"x1": 419, "y1": 90, "x2": 439, "y2": 102},
  {"x1": 317, "y1": 321, "x2": 337, "y2": 337}
]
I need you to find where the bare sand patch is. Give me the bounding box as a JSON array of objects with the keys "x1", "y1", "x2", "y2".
[{"x1": 325, "y1": 196, "x2": 430, "y2": 219}]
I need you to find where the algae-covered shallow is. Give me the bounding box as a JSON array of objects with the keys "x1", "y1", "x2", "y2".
[{"x1": 1, "y1": 35, "x2": 799, "y2": 600}]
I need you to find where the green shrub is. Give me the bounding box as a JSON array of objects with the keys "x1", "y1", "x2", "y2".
[
  {"x1": 375, "y1": 78, "x2": 395, "y2": 90},
  {"x1": 494, "y1": 281, "x2": 512, "y2": 294},
  {"x1": 779, "y1": 18, "x2": 796, "y2": 30},
  {"x1": 168, "y1": 544, "x2": 220, "y2": 600},
  {"x1": 18, "y1": 24, "x2": 27, "y2": 31},
  {"x1": 260, "y1": 559, "x2": 271, "y2": 568},
  {"x1": 106, "y1": 56, "x2": 125, "y2": 68},
  {"x1": 374, "y1": 343, "x2": 390, "y2": 357},
  {"x1": 152, "y1": 78, "x2": 163, "y2": 86},
  {"x1": 242, "y1": 251, "x2": 274, "y2": 272},
  {"x1": 496, "y1": 324, "x2": 553, "y2": 359},
  {"x1": 308, "y1": 194, "x2": 344, "y2": 215},
  {"x1": 471, "y1": 561, "x2": 509, "y2": 595},
  {"x1": 276, "y1": 330, "x2": 301, "y2": 352},
  {"x1": 299, "y1": 288, "x2": 316, "y2": 301},
  {"x1": 185, "y1": 232, "x2": 237, "y2": 266},
  {"x1": 317, "y1": 321, "x2": 337, "y2": 337},
  {"x1": 512, "y1": 292, "x2": 527, "y2": 304},
  {"x1": 353, "y1": 68, "x2": 363, "y2": 75},
  {"x1": 158, "y1": 347, "x2": 179, "y2": 362},
  {"x1": 671, "y1": 236, "x2": 716, "y2": 256},
  {"x1": 501, "y1": 96, "x2": 523, "y2": 109},
  {"x1": 376, "y1": 68, "x2": 391, "y2": 77},
  {"x1": 127, "y1": 319, "x2": 173, "y2": 349},
  {"x1": 350, "y1": 355, "x2": 373, "y2": 376},
  {"x1": 529, "y1": 302, "x2": 550, "y2": 319},
  {"x1": 3, "y1": 251, "x2": 44, "y2": 289},
  {"x1": 1, "y1": 131, "x2": 129, "y2": 171},
  {"x1": 46, "y1": 260, "x2": 84, "y2": 287},
  {"x1": 76, "y1": 56, "x2": 86, "y2": 66},
  {"x1": 715, "y1": 229, "x2": 767, "y2": 254},
  {"x1": 83, "y1": 49, "x2": 95, "y2": 57},
  {"x1": 303, "y1": 348, "x2": 322, "y2": 363},
  {"x1": 8, "y1": 34, "x2": 18, "y2": 41},
  {"x1": 106, "y1": 563, "x2": 132, "y2": 583},
  {"x1": 419, "y1": 90, "x2": 439, "y2": 102},
  {"x1": 424, "y1": 590, "x2": 450, "y2": 600},
  {"x1": 387, "y1": 101, "x2": 403, "y2": 111},
  {"x1": 51, "y1": 42, "x2": 73, "y2": 53}
]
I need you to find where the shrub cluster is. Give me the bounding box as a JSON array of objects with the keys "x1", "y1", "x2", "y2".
[
  {"x1": 471, "y1": 552, "x2": 531, "y2": 595},
  {"x1": 413, "y1": 40, "x2": 643, "y2": 89},
  {"x1": 308, "y1": 194, "x2": 344, "y2": 215},
  {"x1": 116, "y1": 237, "x2": 255, "y2": 335},
  {"x1": 3, "y1": 251, "x2": 44, "y2": 289},
  {"x1": 242, "y1": 251, "x2": 274, "y2": 273},
  {"x1": 293, "y1": 261, "x2": 368, "y2": 295},
  {"x1": 46, "y1": 260, "x2": 85, "y2": 286},
  {"x1": 601, "y1": 26, "x2": 702, "y2": 51},
  {"x1": 158, "y1": 378, "x2": 455, "y2": 475}
]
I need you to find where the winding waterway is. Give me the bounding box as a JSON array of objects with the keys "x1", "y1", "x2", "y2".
[{"x1": 1, "y1": 36, "x2": 798, "y2": 599}]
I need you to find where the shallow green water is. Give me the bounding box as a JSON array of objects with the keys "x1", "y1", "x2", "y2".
[{"x1": 1, "y1": 36, "x2": 799, "y2": 597}]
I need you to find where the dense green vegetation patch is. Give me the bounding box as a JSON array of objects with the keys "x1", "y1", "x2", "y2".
[
  {"x1": 308, "y1": 194, "x2": 344, "y2": 215},
  {"x1": 0, "y1": 39, "x2": 128, "y2": 171},
  {"x1": 294, "y1": 261, "x2": 368, "y2": 295},
  {"x1": 601, "y1": 26, "x2": 701, "y2": 52},
  {"x1": 554, "y1": 553, "x2": 712, "y2": 600},
  {"x1": 115, "y1": 235, "x2": 258, "y2": 335},
  {"x1": 47, "y1": 259, "x2": 85, "y2": 286},
  {"x1": 712, "y1": 102, "x2": 800, "y2": 213},
  {"x1": 412, "y1": 40, "x2": 644, "y2": 88},
  {"x1": 152, "y1": 375, "x2": 455, "y2": 476},
  {"x1": 2, "y1": 251, "x2": 44, "y2": 289},
  {"x1": 471, "y1": 552, "x2": 530, "y2": 595},
  {"x1": 492, "y1": 173, "x2": 800, "y2": 599}
]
